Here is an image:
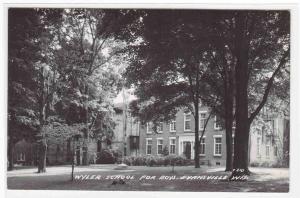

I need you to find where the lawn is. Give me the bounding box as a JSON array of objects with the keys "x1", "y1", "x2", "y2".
[{"x1": 7, "y1": 165, "x2": 289, "y2": 192}]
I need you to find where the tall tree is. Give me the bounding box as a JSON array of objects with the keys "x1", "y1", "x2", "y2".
[
  {"x1": 124, "y1": 10, "x2": 222, "y2": 168},
  {"x1": 230, "y1": 11, "x2": 290, "y2": 177},
  {"x1": 7, "y1": 8, "x2": 54, "y2": 171},
  {"x1": 51, "y1": 9, "x2": 128, "y2": 165}
]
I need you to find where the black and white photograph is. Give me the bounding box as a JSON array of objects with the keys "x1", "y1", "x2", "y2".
[{"x1": 4, "y1": 2, "x2": 296, "y2": 196}]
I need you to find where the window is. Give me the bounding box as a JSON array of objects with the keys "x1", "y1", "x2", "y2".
[
  {"x1": 170, "y1": 120, "x2": 176, "y2": 132},
  {"x1": 200, "y1": 138, "x2": 205, "y2": 155},
  {"x1": 169, "y1": 138, "x2": 176, "y2": 154},
  {"x1": 146, "y1": 138, "x2": 152, "y2": 155},
  {"x1": 214, "y1": 115, "x2": 222, "y2": 130},
  {"x1": 199, "y1": 112, "x2": 207, "y2": 130},
  {"x1": 157, "y1": 139, "x2": 163, "y2": 155},
  {"x1": 266, "y1": 145, "x2": 270, "y2": 158},
  {"x1": 214, "y1": 136, "x2": 222, "y2": 156},
  {"x1": 274, "y1": 146, "x2": 278, "y2": 156},
  {"x1": 146, "y1": 122, "x2": 152, "y2": 134},
  {"x1": 257, "y1": 137, "x2": 261, "y2": 157},
  {"x1": 266, "y1": 136, "x2": 271, "y2": 145},
  {"x1": 266, "y1": 136, "x2": 271, "y2": 158},
  {"x1": 184, "y1": 113, "x2": 192, "y2": 131},
  {"x1": 157, "y1": 122, "x2": 163, "y2": 133}
]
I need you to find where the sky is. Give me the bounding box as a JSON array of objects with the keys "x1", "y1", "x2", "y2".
[{"x1": 113, "y1": 88, "x2": 137, "y2": 104}]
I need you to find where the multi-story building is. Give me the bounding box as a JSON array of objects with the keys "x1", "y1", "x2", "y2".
[
  {"x1": 11, "y1": 103, "x2": 288, "y2": 167},
  {"x1": 139, "y1": 106, "x2": 227, "y2": 166},
  {"x1": 139, "y1": 106, "x2": 289, "y2": 167},
  {"x1": 113, "y1": 103, "x2": 140, "y2": 157}
]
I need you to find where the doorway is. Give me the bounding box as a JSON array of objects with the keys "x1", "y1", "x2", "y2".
[{"x1": 183, "y1": 141, "x2": 192, "y2": 159}]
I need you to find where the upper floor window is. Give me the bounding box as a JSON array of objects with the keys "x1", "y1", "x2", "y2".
[
  {"x1": 214, "y1": 115, "x2": 222, "y2": 130},
  {"x1": 157, "y1": 122, "x2": 163, "y2": 133},
  {"x1": 199, "y1": 112, "x2": 207, "y2": 130},
  {"x1": 146, "y1": 122, "x2": 152, "y2": 134},
  {"x1": 170, "y1": 120, "x2": 176, "y2": 132},
  {"x1": 184, "y1": 113, "x2": 192, "y2": 131}
]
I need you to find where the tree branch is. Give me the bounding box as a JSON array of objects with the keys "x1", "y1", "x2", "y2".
[{"x1": 248, "y1": 48, "x2": 290, "y2": 124}]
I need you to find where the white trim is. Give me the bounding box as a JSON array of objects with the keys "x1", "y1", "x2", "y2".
[
  {"x1": 214, "y1": 115, "x2": 222, "y2": 130},
  {"x1": 213, "y1": 135, "x2": 222, "y2": 156},
  {"x1": 169, "y1": 120, "x2": 176, "y2": 132},
  {"x1": 199, "y1": 111, "x2": 207, "y2": 131},
  {"x1": 169, "y1": 137, "x2": 176, "y2": 155},
  {"x1": 157, "y1": 138, "x2": 163, "y2": 155},
  {"x1": 146, "y1": 138, "x2": 152, "y2": 155},
  {"x1": 213, "y1": 134, "x2": 222, "y2": 138},
  {"x1": 184, "y1": 112, "x2": 192, "y2": 132}
]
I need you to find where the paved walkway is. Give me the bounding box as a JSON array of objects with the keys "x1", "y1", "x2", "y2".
[{"x1": 7, "y1": 165, "x2": 289, "y2": 181}]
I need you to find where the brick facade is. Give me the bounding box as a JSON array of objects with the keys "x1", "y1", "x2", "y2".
[{"x1": 139, "y1": 106, "x2": 227, "y2": 166}]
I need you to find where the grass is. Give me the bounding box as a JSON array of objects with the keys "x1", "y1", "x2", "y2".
[{"x1": 7, "y1": 165, "x2": 289, "y2": 192}]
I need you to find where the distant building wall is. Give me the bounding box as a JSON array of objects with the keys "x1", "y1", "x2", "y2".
[
  {"x1": 249, "y1": 116, "x2": 289, "y2": 167},
  {"x1": 113, "y1": 103, "x2": 140, "y2": 156}
]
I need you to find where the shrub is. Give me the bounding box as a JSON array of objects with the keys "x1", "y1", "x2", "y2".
[
  {"x1": 162, "y1": 146, "x2": 169, "y2": 156},
  {"x1": 96, "y1": 149, "x2": 115, "y2": 164},
  {"x1": 261, "y1": 162, "x2": 271, "y2": 167},
  {"x1": 122, "y1": 155, "x2": 193, "y2": 167},
  {"x1": 250, "y1": 162, "x2": 260, "y2": 167},
  {"x1": 146, "y1": 156, "x2": 157, "y2": 166},
  {"x1": 123, "y1": 156, "x2": 133, "y2": 166},
  {"x1": 134, "y1": 155, "x2": 147, "y2": 166},
  {"x1": 112, "y1": 149, "x2": 123, "y2": 164},
  {"x1": 165, "y1": 155, "x2": 184, "y2": 166},
  {"x1": 156, "y1": 156, "x2": 165, "y2": 166},
  {"x1": 271, "y1": 162, "x2": 284, "y2": 168}
]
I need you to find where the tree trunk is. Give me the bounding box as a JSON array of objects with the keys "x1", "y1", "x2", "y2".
[
  {"x1": 230, "y1": 12, "x2": 251, "y2": 178},
  {"x1": 224, "y1": 111, "x2": 233, "y2": 171},
  {"x1": 224, "y1": 78, "x2": 234, "y2": 171},
  {"x1": 8, "y1": 138, "x2": 15, "y2": 171},
  {"x1": 82, "y1": 86, "x2": 89, "y2": 166},
  {"x1": 38, "y1": 139, "x2": 47, "y2": 173},
  {"x1": 82, "y1": 145, "x2": 88, "y2": 165},
  {"x1": 82, "y1": 131, "x2": 89, "y2": 165},
  {"x1": 194, "y1": 101, "x2": 200, "y2": 168}
]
